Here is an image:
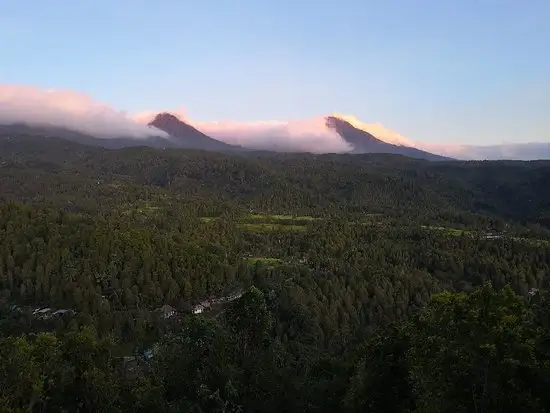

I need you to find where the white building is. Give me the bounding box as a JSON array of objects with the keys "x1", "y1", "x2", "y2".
[{"x1": 159, "y1": 304, "x2": 177, "y2": 319}]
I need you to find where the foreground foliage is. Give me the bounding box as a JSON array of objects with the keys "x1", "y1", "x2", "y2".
[{"x1": 2, "y1": 286, "x2": 550, "y2": 412}]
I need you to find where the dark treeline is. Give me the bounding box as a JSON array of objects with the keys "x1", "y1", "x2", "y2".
[{"x1": 1, "y1": 134, "x2": 550, "y2": 412}]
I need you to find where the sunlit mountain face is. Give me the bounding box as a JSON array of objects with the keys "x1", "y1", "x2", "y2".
[{"x1": 325, "y1": 116, "x2": 451, "y2": 160}]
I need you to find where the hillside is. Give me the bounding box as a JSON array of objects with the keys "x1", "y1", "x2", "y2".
[
  {"x1": 0, "y1": 123, "x2": 175, "y2": 149},
  {"x1": 1, "y1": 134, "x2": 549, "y2": 226},
  {"x1": 1, "y1": 135, "x2": 550, "y2": 412},
  {"x1": 0, "y1": 114, "x2": 241, "y2": 152}
]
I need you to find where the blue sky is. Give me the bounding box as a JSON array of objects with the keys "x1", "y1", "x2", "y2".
[{"x1": 1, "y1": 0, "x2": 549, "y2": 144}]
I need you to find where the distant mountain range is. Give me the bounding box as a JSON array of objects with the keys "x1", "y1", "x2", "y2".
[
  {"x1": 1, "y1": 83, "x2": 548, "y2": 160},
  {"x1": 0, "y1": 123, "x2": 174, "y2": 149},
  {"x1": 6, "y1": 111, "x2": 546, "y2": 162},
  {"x1": 0, "y1": 114, "x2": 452, "y2": 161}
]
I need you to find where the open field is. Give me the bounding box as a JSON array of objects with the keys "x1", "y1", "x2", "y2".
[
  {"x1": 200, "y1": 213, "x2": 315, "y2": 232},
  {"x1": 238, "y1": 222, "x2": 307, "y2": 232},
  {"x1": 247, "y1": 257, "x2": 283, "y2": 265},
  {"x1": 122, "y1": 202, "x2": 161, "y2": 215},
  {"x1": 422, "y1": 225, "x2": 471, "y2": 236},
  {"x1": 200, "y1": 215, "x2": 550, "y2": 246},
  {"x1": 511, "y1": 236, "x2": 550, "y2": 247},
  {"x1": 247, "y1": 213, "x2": 318, "y2": 221}
]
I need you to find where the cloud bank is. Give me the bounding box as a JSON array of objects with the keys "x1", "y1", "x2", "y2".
[
  {"x1": 424, "y1": 142, "x2": 550, "y2": 161},
  {"x1": 186, "y1": 114, "x2": 550, "y2": 160},
  {"x1": 133, "y1": 109, "x2": 428, "y2": 154},
  {"x1": 0, "y1": 84, "x2": 167, "y2": 139},
  {"x1": 2, "y1": 84, "x2": 549, "y2": 160},
  {"x1": 134, "y1": 108, "x2": 353, "y2": 153},
  {"x1": 135, "y1": 109, "x2": 550, "y2": 160}
]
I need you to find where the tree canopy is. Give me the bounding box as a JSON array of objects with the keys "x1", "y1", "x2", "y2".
[{"x1": 1, "y1": 134, "x2": 550, "y2": 412}]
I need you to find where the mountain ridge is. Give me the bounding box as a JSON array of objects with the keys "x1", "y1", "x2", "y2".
[
  {"x1": 149, "y1": 113, "x2": 244, "y2": 152},
  {"x1": 1, "y1": 114, "x2": 449, "y2": 160},
  {"x1": 326, "y1": 116, "x2": 451, "y2": 161},
  {"x1": 0, "y1": 123, "x2": 175, "y2": 149}
]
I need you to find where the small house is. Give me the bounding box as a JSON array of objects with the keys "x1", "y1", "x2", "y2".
[
  {"x1": 192, "y1": 304, "x2": 205, "y2": 314},
  {"x1": 159, "y1": 304, "x2": 177, "y2": 319},
  {"x1": 33, "y1": 308, "x2": 53, "y2": 319},
  {"x1": 52, "y1": 309, "x2": 72, "y2": 316},
  {"x1": 528, "y1": 288, "x2": 540, "y2": 297}
]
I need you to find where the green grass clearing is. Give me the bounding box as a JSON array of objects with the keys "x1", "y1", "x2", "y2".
[
  {"x1": 511, "y1": 237, "x2": 550, "y2": 247},
  {"x1": 421, "y1": 226, "x2": 550, "y2": 246},
  {"x1": 422, "y1": 225, "x2": 471, "y2": 236},
  {"x1": 200, "y1": 214, "x2": 318, "y2": 224},
  {"x1": 238, "y1": 223, "x2": 307, "y2": 232},
  {"x1": 247, "y1": 257, "x2": 283, "y2": 265},
  {"x1": 122, "y1": 203, "x2": 161, "y2": 215},
  {"x1": 247, "y1": 214, "x2": 318, "y2": 221}
]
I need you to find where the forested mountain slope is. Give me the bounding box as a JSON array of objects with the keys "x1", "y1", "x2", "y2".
[
  {"x1": 2, "y1": 134, "x2": 550, "y2": 226},
  {"x1": 1, "y1": 134, "x2": 550, "y2": 412}
]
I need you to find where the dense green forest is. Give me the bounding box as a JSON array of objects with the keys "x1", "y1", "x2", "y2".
[{"x1": 1, "y1": 134, "x2": 550, "y2": 412}]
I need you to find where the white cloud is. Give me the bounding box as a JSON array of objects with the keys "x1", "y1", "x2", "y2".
[
  {"x1": 133, "y1": 108, "x2": 550, "y2": 159},
  {"x1": 194, "y1": 117, "x2": 355, "y2": 153},
  {"x1": 427, "y1": 142, "x2": 550, "y2": 161},
  {"x1": 2, "y1": 83, "x2": 549, "y2": 159},
  {"x1": 133, "y1": 109, "x2": 354, "y2": 153},
  {"x1": 330, "y1": 113, "x2": 416, "y2": 147},
  {"x1": 0, "y1": 84, "x2": 168, "y2": 139}
]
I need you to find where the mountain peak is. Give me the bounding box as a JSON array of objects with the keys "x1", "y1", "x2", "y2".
[
  {"x1": 149, "y1": 112, "x2": 201, "y2": 135},
  {"x1": 325, "y1": 114, "x2": 450, "y2": 161},
  {"x1": 149, "y1": 112, "x2": 241, "y2": 152},
  {"x1": 325, "y1": 115, "x2": 352, "y2": 130},
  {"x1": 327, "y1": 114, "x2": 420, "y2": 148},
  {"x1": 325, "y1": 115, "x2": 384, "y2": 147},
  {"x1": 150, "y1": 112, "x2": 182, "y2": 125}
]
